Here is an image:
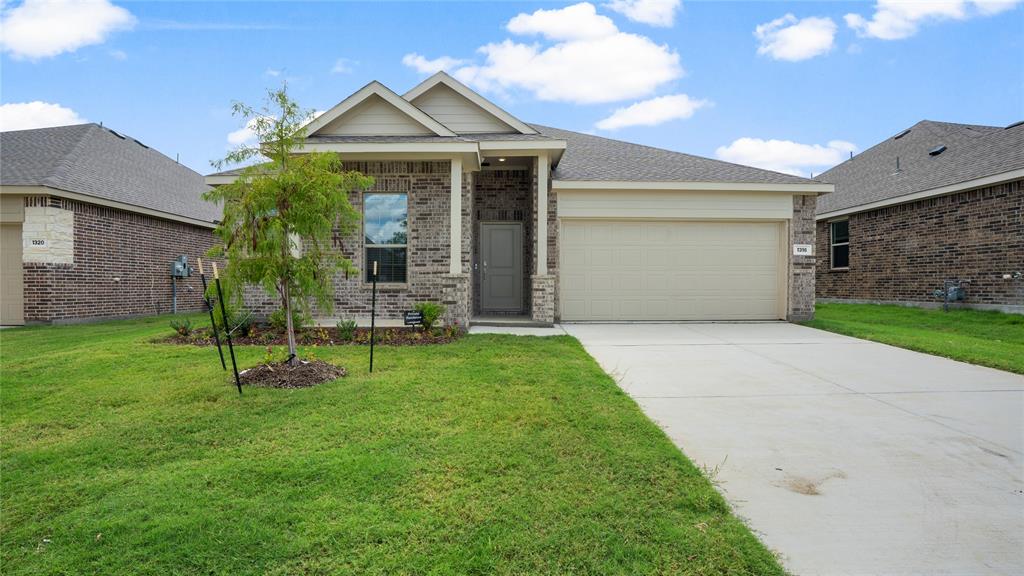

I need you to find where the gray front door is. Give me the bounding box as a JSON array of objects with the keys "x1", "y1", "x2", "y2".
[{"x1": 480, "y1": 222, "x2": 523, "y2": 312}]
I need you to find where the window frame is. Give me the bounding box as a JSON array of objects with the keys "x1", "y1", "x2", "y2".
[
  {"x1": 362, "y1": 192, "x2": 409, "y2": 285},
  {"x1": 829, "y1": 219, "x2": 850, "y2": 270}
]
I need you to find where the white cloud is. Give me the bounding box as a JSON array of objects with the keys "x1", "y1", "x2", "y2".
[
  {"x1": 226, "y1": 117, "x2": 269, "y2": 146},
  {"x1": 845, "y1": 0, "x2": 1020, "y2": 40},
  {"x1": 0, "y1": 0, "x2": 136, "y2": 59},
  {"x1": 264, "y1": 68, "x2": 281, "y2": 77},
  {"x1": 331, "y1": 58, "x2": 354, "y2": 74},
  {"x1": 108, "y1": 48, "x2": 127, "y2": 60},
  {"x1": 595, "y1": 94, "x2": 708, "y2": 130},
  {"x1": 715, "y1": 138, "x2": 858, "y2": 176},
  {"x1": 755, "y1": 14, "x2": 837, "y2": 61},
  {"x1": 507, "y1": 2, "x2": 617, "y2": 40},
  {"x1": 445, "y1": 3, "x2": 681, "y2": 104},
  {"x1": 401, "y1": 53, "x2": 466, "y2": 74},
  {"x1": 605, "y1": 0, "x2": 681, "y2": 27},
  {"x1": 0, "y1": 101, "x2": 86, "y2": 131}
]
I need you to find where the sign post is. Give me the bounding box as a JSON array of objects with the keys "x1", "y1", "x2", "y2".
[
  {"x1": 213, "y1": 262, "x2": 242, "y2": 394},
  {"x1": 197, "y1": 258, "x2": 226, "y2": 371},
  {"x1": 369, "y1": 260, "x2": 377, "y2": 373}
]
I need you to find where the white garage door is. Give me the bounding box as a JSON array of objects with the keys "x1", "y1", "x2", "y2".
[{"x1": 560, "y1": 220, "x2": 783, "y2": 321}]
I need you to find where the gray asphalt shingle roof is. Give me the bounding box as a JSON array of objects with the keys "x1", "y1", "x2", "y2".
[
  {"x1": 817, "y1": 120, "x2": 1024, "y2": 214},
  {"x1": 532, "y1": 124, "x2": 816, "y2": 185},
  {"x1": 1, "y1": 123, "x2": 219, "y2": 223}
]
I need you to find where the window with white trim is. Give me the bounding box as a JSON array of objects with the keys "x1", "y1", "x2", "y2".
[
  {"x1": 363, "y1": 193, "x2": 408, "y2": 283},
  {"x1": 830, "y1": 220, "x2": 849, "y2": 269}
]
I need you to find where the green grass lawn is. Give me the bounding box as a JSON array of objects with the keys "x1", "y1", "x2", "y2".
[
  {"x1": 1, "y1": 316, "x2": 783, "y2": 575},
  {"x1": 804, "y1": 303, "x2": 1024, "y2": 374}
]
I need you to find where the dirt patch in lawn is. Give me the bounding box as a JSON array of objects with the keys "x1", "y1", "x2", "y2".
[
  {"x1": 240, "y1": 360, "x2": 346, "y2": 388},
  {"x1": 160, "y1": 326, "x2": 461, "y2": 347}
]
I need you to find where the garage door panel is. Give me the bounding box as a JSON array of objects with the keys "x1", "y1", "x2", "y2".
[{"x1": 560, "y1": 220, "x2": 782, "y2": 321}]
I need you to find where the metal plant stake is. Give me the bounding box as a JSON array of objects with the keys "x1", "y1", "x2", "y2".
[
  {"x1": 213, "y1": 262, "x2": 242, "y2": 394},
  {"x1": 369, "y1": 260, "x2": 377, "y2": 373},
  {"x1": 197, "y1": 258, "x2": 226, "y2": 370}
]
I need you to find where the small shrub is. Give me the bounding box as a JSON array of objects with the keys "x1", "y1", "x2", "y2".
[
  {"x1": 337, "y1": 319, "x2": 357, "y2": 341},
  {"x1": 413, "y1": 302, "x2": 447, "y2": 331},
  {"x1": 269, "y1": 308, "x2": 309, "y2": 332},
  {"x1": 211, "y1": 300, "x2": 253, "y2": 337},
  {"x1": 444, "y1": 321, "x2": 461, "y2": 340},
  {"x1": 170, "y1": 317, "x2": 193, "y2": 337}
]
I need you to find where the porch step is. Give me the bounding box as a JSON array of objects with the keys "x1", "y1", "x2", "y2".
[{"x1": 470, "y1": 316, "x2": 552, "y2": 328}]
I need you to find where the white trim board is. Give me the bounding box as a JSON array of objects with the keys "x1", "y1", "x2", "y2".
[
  {"x1": 0, "y1": 185, "x2": 218, "y2": 228},
  {"x1": 304, "y1": 81, "x2": 456, "y2": 138},
  {"x1": 553, "y1": 180, "x2": 833, "y2": 194},
  {"x1": 816, "y1": 168, "x2": 1024, "y2": 220},
  {"x1": 403, "y1": 71, "x2": 538, "y2": 135}
]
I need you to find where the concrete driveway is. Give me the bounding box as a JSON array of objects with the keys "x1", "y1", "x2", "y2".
[{"x1": 563, "y1": 322, "x2": 1024, "y2": 576}]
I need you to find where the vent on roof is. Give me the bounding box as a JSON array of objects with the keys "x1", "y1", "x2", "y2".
[
  {"x1": 1006, "y1": 120, "x2": 1024, "y2": 129},
  {"x1": 928, "y1": 145, "x2": 947, "y2": 156},
  {"x1": 134, "y1": 139, "x2": 149, "y2": 149},
  {"x1": 107, "y1": 128, "x2": 126, "y2": 139},
  {"x1": 893, "y1": 128, "x2": 911, "y2": 140}
]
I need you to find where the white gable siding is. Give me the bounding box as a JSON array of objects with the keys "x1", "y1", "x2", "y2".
[
  {"x1": 316, "y1": 95, "x2": 434, "y2": 136},
  {"x1": 411, "y1": 84, "x2": 516, "y2": 134}
]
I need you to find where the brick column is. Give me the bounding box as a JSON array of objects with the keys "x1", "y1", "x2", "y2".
[{"x1": 788, "y1": 194, "x2": 817, "y2": 321}]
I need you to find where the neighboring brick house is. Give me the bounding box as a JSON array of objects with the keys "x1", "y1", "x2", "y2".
[
  {"x1": 816, "y1": 120, "x2": 1024, "y2": 314},
  {"x1": 0, "y1": 124, "x2": 220, "y2": 324},
  {"x1": 210, "y1": 72, "x2": 829, "y2": 326}
]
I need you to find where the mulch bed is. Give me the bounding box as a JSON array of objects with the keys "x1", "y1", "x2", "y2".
[
  {"x1": 161, "y1": 325, "x2": 461, "y2": 347},
  {"x1": 239, "y1": 359, "x2": 346, "y2": 388}
]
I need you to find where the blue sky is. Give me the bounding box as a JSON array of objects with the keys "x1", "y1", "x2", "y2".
[{"x1": 2, "y1": 1, "x2": 1022, "y2": 176}]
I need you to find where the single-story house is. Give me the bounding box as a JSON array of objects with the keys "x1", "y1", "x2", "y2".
[
  {"x1": 815, "y1": 120, "x2": 1024, "y2": 314},
  {"x1": 0, "y1": 123, "x2": 220, "y2": 325},
  {"x1": 209, "y1": 72, "x2": 830, "y2": 326}
]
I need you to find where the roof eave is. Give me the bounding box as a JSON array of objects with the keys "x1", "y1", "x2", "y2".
[{"x1": 552, "y1": 180, "x2": 833, "y2": 193}]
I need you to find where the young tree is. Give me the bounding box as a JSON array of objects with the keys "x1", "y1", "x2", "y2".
[{"x1": 206, "y1": 87, "x2": 373, "y2": 365}]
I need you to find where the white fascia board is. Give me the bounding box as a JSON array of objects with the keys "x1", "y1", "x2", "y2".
[
  {"x1": 301, "y1": 142, "x2": 479, "y2": 154},
  {"x1": 478, "y1": 140, "x2": 567, "y2": 152},
  {"x1": 815, "y1": 167, "x2": 1024, "y2": 220},
  {"x1": 403, "y1": 71, "x2": 538, "y2": 135},
  {"x1": 552, "y1": 180, "x2": 833, "y2": 193},
  {"x1": 304, "y1": 81, "x2": 456, "y2": 137},
  {"x1": 205, "y1": 175, "x2": 238, "y2": 186},
  {"x1": 1, "y1": 185, "x2": 218, "y2": 228}
]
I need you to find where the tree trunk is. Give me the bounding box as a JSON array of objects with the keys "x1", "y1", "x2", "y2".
[{"x1": 282, "y1": 279, "x2": 298, "y2": 366}]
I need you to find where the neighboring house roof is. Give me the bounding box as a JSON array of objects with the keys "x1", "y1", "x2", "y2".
[
  {"x1": 533, "y1": 125, "x2": 814, "y2": 185},
  {"x1": 817, "y1": 120, "x2": 1024, "y2": 216},
  {"x1": 1, "y1": 123, "x2": 219, "y2": 224}
]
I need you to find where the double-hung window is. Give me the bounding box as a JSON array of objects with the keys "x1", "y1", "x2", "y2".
[
  {"x1": 830, "y1": 219, "x2": 849, "y2": 269},
  {"x1": 363, "y1": 193, "x2": 408, "y2": 283}
]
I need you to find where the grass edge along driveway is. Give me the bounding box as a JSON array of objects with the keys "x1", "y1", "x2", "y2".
[
  {"x1": 803, "y1": 303, "x2": 1024, "y2": 375},
  {"x1": 1, "y1": 315, "x2": 785, "y2": 575}
]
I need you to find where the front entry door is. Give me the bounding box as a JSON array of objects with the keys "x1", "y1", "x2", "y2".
[{"x1": 480, "y1": 223, "x2": 523, "y2": 312}]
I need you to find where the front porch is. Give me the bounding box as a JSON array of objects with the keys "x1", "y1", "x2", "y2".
[{"x1": 470, "y1": 156, "x2": 555, "y2": 325}]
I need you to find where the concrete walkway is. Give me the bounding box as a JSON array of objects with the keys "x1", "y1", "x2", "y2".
[{"x1": 563, "y1": 322, "x2": 1024, "y2": 576}]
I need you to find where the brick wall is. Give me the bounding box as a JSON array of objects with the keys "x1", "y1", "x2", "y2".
[
  {"x1": 471, "y1": 168, "x2": 532, "y2": 315},
  {"x1": 23, "y1": 196, "x2": 218, "y2": 323},
  {"x1": 788, "y1": 194, "x2": 817, "y2": 321},
  {"x1": 244, "y1": 160, "x2": 473, "y2": 326},
  {"x1": 816, "y1": 179, "x2": 1024, "y2": 309}
]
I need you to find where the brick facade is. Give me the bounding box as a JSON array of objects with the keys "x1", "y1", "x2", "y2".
[
  {"x1": 244, "y1": 160, "x2": 474, "y2": 327},
  {"x1": 816, "y1": 180, "x2": 1024, "y2": 311},
  {"x1": 530, "y1": 158, "x2": 558, "y2": 322},
  {"x1": 788, "y1": 194, "x2": 817, "y2": 321},
  {"x1": 22, "y1": 196, "x2": 218, "y2": 323}
]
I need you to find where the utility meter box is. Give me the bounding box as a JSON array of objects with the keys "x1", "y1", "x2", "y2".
[{"x1": 170, "y1": 255, "x2": 193, "y2": 278}]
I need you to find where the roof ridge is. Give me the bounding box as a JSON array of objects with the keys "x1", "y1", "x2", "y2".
[{"x1": 42, "y1": 123, "x2": 101, "y2": 188}]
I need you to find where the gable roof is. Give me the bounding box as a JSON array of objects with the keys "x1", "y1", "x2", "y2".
[
  {"x1": 533, "y1": 125, "x2": 816, "y2": 185},
  {"x1": 403, "y1": 72, "x2": 537, "y2": 135},
  {"x1": 817, "y1": 120, "x2": 1024, "y2": 215},
  {"x1": 1, "y1": 123, "x2": 219, "y2": 224},
  {"x1": 305, "y1": 81, "x2": 456, "y2": 137}
]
